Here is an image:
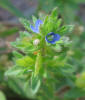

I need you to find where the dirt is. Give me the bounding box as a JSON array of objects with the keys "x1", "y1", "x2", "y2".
[
  {"x1": 78, "y1": 4, "x2": 85, "y2": 22},
  {"x1": 0, "y1": 0, "x2": 38, "y2": 23}
]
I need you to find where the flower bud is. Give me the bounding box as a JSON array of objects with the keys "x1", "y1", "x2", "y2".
[{"x1": 33, "y1": 39, "x2": 40, "y2": 46}]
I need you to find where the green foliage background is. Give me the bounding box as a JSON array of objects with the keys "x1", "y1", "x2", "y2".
[{"x1": 0, "y1": 0, "x2": 85, "y2": 100}]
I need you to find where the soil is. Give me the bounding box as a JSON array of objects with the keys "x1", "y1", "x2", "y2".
[{"x1": 0, "y1": 0, "x2": 38, "y2": 23}]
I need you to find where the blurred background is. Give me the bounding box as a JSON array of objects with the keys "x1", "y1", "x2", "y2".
[{"x1": 0, "y1": 0, "x2": 85, "y2": 100}]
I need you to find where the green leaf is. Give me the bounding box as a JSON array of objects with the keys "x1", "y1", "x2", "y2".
[
  {"x1": 32, "y1": 16, "x2": 37, "y2": 24},
  {"x1": 5, "y1": 66, "x2": 32, "y2": 77},
  {"x1": 58, "y1": 25, "x2": 74, "y2": 35},
  {"x1": 16, "y1": 56, "x2": 34, "y2": 67},
  {"x1": 19, "y1": 18, "x2": 31, "y2": 31},
  {"x1": 13, "y1": 51, "x2": 23, "y2": 58},
  {"x1": 31, "y1": 73, "x2": 41, "y2": 94},
  {"x1": 6, "y1": 77, "x2": 35, "y2": 99},
  {"x1": 56, "y1": 18, "x2": 62, "y2": 29},
  {"x1": 19, "y1": 31, "x2": 32, "y2": 39},
  {"x1": 0, "y1": 91, "x2": 6, "y2": 100},
  {"x1": 51, "y1": 7, "x2": 58, "y2": 18}
]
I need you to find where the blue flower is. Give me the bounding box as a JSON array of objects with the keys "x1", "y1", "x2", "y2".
[
  {"x1": 30, "y1": 19, "x2": 43, "y2": 33},
  {"x1": 45, "y1": 32, "x2": 60, "y2": 44}
]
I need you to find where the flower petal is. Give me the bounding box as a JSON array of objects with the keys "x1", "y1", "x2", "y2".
[
  {"x1": 30, "y1": 25, "x2": 39, "y2": 33},
  {"x1": 45, "y1": 32, "x2": 60, "y2": 44},
  {"x1": 35, "y1": 19, "x2": 43, "y2": 28},
  {"x1": 30, "y1": 19, "x2": 43, "y2": 33},
  {"x1": 54, "y1": 34, "x2": 61, "y2": 41}
]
